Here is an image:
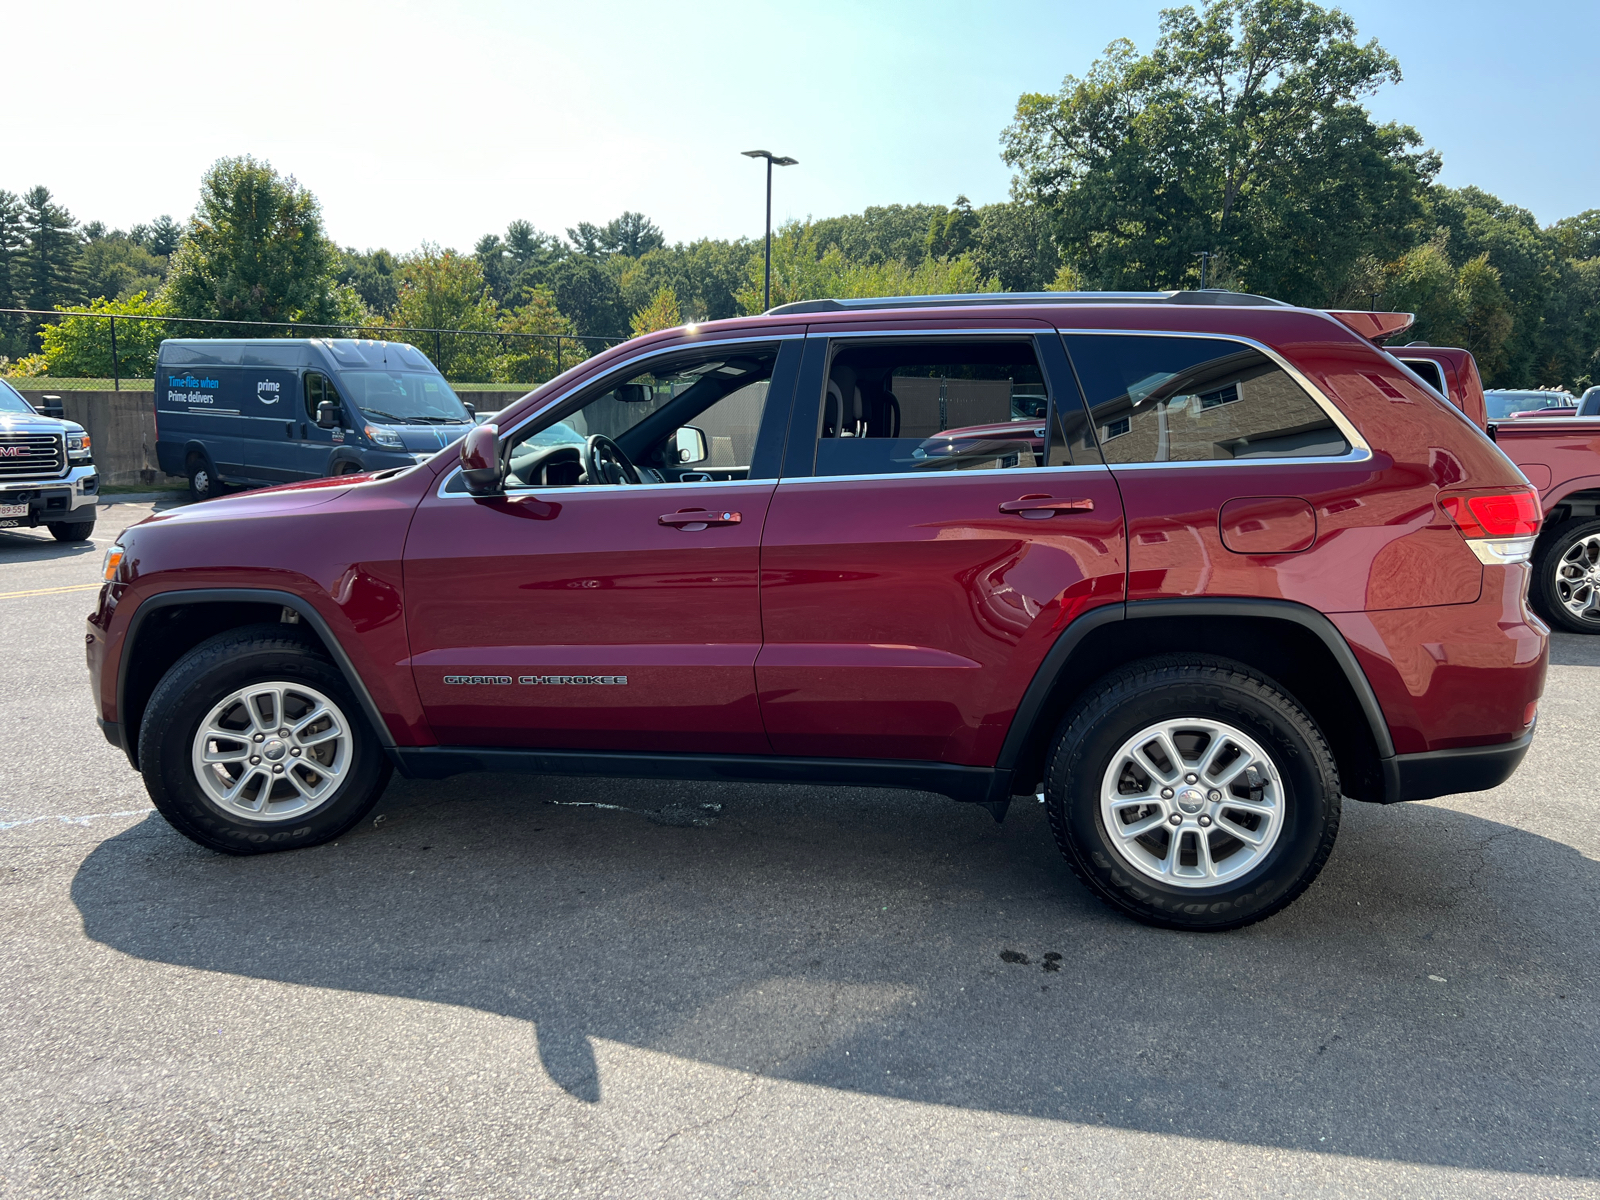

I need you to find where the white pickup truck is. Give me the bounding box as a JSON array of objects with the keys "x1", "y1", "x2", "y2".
[{"x1": 0, "y1": 379, "x2": 99, "y2": 541}]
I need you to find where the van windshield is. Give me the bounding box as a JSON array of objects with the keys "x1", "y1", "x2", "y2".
[
  {"x1": 340, "y1": 370, "x2": 471, "y2": 424},
  {"x1": 0, "y1": 380, "x2": 35, "y2": 415}
]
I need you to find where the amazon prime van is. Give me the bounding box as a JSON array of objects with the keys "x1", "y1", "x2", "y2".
[{"x1": 154, "y1": 338, "x2": 478, "y2": 500}]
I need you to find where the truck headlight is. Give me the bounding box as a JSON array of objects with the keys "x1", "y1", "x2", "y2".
[
  {"x1": 364, "y1": 424, "x2": 405, "y2": 450},
  {"x1": 68, "y1": 433, "x2": 91, "y2": 459}
]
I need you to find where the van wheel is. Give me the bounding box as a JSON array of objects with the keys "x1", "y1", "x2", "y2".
[
  {"x1": 47, "y1": 518, "x2": 96, "y2": 542},
  {"x1": 1532, "y1": 517, "x2": 1600, "y2": 634},
  {"x1": 1043, "y1": 655, "x2": 1341, "y2": 931},
  {"x1": 138, "y1": 625, "x2": 391, "y2": 854},
  {"x1": 187, "y1": 456, "x2": 220, "y2": 502}
]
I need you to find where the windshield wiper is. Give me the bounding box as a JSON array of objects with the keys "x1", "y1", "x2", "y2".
[
  {"x1": 406, "y1": 415, "x2": 469, "y2": 424},
  {"x1": 361, "y1": 409, "x2": 433, "y2": 424}
]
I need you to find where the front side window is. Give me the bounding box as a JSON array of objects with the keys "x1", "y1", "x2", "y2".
[
  {"x1": 497, "y1": 346, "x2": 779, "y2": 489},
  {"x1": 811, "y1": 339, "x2": 1093, "y2": 477},
  {"x1": 1065, "y1": 335, "x2": 1350, "y2": 464},
  {"x1": 304, "y1": 373, "x2": 345, "y2": 423}
]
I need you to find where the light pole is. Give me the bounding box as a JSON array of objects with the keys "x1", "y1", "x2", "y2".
[{"x1": 743, "y1": 149, "x2": 798, "y2": 311}]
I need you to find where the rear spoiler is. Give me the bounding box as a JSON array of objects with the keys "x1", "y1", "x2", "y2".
[{"x1": 1325, "y1": 310, "x2": 1415, "y2": 344}]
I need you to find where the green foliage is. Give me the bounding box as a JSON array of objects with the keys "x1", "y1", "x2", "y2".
[
  {"x1": 1003, "y1": 0, "x2": 1433, "y2": 302},
  {"x1": 38, "y1": 292, "x2": 166, "y2": 378},
  {"x1": 161, "y1": 156, "x2": 340, "y2": 325},
  {"x1": 385, "y1": 245, "x2": 499, "y2": 381},
  {"x1": 613, "y1": 238, "x2": 754, "y2": 324},
  {"x1": 338, "y1": 247, "x2": 401, "y2": 316},
  {"x1": 972, "y1": 201, "x2": 1060, "y2": 292},
  {"x1": 925, "y1": 196, "x2": 978, "y2": 259},
  {"x1": 630, "y1": 285, "x2": 682, "y2": 336},
  {"x1": 496, "y1": 286, "x2": 588, "y2": 385},
  {"x1": 81, "y1": 232, "x2": 167, "y2": 303},
  {"x1": 523, "y1": 254, "x2": 628, "y2": 339},
  {"x1": 811, "y1": 204, "x2": 947, "y2": 265},
  {"x1": 735, "y1": 221, "x2": 998, "y2": 313},
  {"x1": 567, "y1": 212, "x2": 665, "y2": 259},
  {"x1": 21, "y1": 186, "x2": 82, "y2": 315},
  {"x1": 0, "y1": 191, "x2": 27, "y2": 359}
]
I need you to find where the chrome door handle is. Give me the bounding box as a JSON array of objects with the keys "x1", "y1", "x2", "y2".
[
  {"x1": 998, "y1": 495, "x2": 1095, "y2": 517},
  {"x1": 659, "y1": 508, "x2": 742, "y2": 530}
]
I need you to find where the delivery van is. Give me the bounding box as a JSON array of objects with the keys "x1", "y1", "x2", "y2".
[{"x1": 154, "y1": 338, "x2": 478, "y2": 499}]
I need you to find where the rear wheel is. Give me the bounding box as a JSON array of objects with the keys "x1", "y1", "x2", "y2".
[
  {"x1": 138, "y1": 626, "x2": 391, "y2": 854},
  {"x1": 1044, "y1": 655, "x2": 1341, "y2": 931},
  {"x1": 47, "y1": 518, "x2": 95, "y2": 542},
  {"x1": 1532, "y1": 517, "x2": 1600, "y2": 634},
  {"x1": 187, "y1": 455, "x2": 219, "y2": 502}
]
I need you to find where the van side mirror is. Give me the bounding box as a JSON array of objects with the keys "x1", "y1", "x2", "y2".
[
  {"x1": 315, "y1": 399, "x2": 341, "y2": 429},
  {"x1": 463, "y1": 401, "x2": 476, "y2": 418},
  {"x1": 674, "y1": 425, "x2": 708, "y2": 464},
  {"x1": 460, "y1": 423, "x2": 504, "y2": 495}
]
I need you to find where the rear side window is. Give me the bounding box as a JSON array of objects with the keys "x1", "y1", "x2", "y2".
[
  {"x1": 1400, "y1": 358, "x2": 1446, "y2": 395},
  {"x1": 1065, "y1": 335, "x2": 1349, "y2": 464},
  {"x1": 812, "y1": 338, "x2": 1095, "y2": 477}
]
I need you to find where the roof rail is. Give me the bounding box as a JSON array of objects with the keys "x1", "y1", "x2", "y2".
[{"x1": 765, "y1": 289, "x2": 1293, "y2": 316}]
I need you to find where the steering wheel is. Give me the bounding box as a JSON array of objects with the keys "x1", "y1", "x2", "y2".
[{"x1": 580, "y1": 434, "x2": 641, "y2": 485}]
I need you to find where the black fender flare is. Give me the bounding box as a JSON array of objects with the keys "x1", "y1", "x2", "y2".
[
  {"x1": 116, "y1": 587, "x2": 396, "y2": 768},
  {"x1": 326, "y1": 449, "x2": 368, "y2": 476},
  {"x1": 995, "y1": 596, "x2": 1398, "y2": 792},
  {"x1": 180, "y1": 441, "x2": 217, "y2": 478}
]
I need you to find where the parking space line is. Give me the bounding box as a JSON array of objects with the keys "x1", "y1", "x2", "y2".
[
  {"x1": 0, "y1": 808, "x2": 153, "y2": 831},
  {"x1": 0, "y1": 583, "x2": 102, "y2": 600}
]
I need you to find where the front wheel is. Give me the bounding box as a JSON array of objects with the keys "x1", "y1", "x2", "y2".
[
  {"x1": 1044, "y1": 655, "x2": 1341, "y2": 931},
  {"x1": 47, "y1": 518, "x2": 95, "y2": 542},
  {"x1": 138, "y1": 625, "x2": 391, "y2": 854},
  {"x1": 187, "y1": 456, "x2": 219, "y2": 502},
  {"x1": 1532, "y1": 517, "x2": 1600, "y2": 634}
]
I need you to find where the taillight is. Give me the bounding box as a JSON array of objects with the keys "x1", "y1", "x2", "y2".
[{"x1": 1440, "y1": 488, "x2": 1541, "y2": 564}]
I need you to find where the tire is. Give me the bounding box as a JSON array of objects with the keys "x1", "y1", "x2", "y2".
[
  {"x1": 138, "y1": 625, "x2": 391, "y2": 854},
  {"x1": 1531, "y1": 517, "x2": 1600, "y2": 634},
  {"x1": 47, "y1": 518, "x2": 95, "y2": 542},
  {"x1": 187, "y1": 455, "x2": 219, "y2": 502},
  {"x1": 1043, "y1": 655, "x2": 1341, "y2": 932}
]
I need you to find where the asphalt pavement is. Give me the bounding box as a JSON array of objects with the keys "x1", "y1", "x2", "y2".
[{"x1": 1, "y1": 498, "x2": 1596, "y2": 1199}]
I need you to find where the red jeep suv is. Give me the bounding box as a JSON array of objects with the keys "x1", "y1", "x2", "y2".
[{"x1": 86, "y1": 293, "x2": 1548, "y2": 930}]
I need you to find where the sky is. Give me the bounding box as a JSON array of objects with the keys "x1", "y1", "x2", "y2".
[{"x1": 3, "y1": 0, "x2": 1594, "y2": 254}]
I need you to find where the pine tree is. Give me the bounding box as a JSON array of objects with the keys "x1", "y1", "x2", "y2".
[
  {"x1": 0, "y1": 191, "x2": 29, "y2": 357},
  {"x1": 21, "y1": 186, "x2": 82, "y2": 314}
]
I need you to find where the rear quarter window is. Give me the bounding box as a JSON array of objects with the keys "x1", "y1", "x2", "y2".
[{"x1": 1065, "y1": 334, "x2": 1349, "y2": 464}]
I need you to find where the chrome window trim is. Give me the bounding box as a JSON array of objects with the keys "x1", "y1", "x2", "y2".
[
  {"x1": 811, "y1": 326, "x2": 1056, "y2": 339},
  {"x1": 1056, "y1": 327, "x2": 1371, "y2": 460},
  {"x1": 778, "y1": 463, "x2": 1113, "y2": 486},
  {"x1": 433, "y1": 333, "x2": 799, "y2": 500}
]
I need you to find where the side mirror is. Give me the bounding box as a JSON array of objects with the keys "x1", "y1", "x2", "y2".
[
  {"x1": 674, "y1": 425, "x2": 708, "y2": 465},
  {"x1": 315, "y1": 399, "x2": 340, "y2": 429},
  {"x1": 463, "y1": 401, "x2": 476, "y2": 418},
  {"x1": 460, "y1": 423, "x2": 504, "y2": 495},
  {"x1": 39, "y1": 395, "x2": 64, "y2": 418}
]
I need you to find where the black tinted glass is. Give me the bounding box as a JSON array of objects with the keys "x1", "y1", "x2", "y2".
[
  {"x1": 1065, "y1": 335, "x2": 1348, "y2": 463},
  {"x1": 814, "y1": 339, "x2": 1093, "y2": 476}
]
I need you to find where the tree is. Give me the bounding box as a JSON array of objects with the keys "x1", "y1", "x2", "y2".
[
  {"x1": 475, "y1": 219, "x2": 564, "y2": 305},
  {"x1": 386, "y1": 245, "x2": 499, "y2": 380},
  {"x1": 1003, "y1": 0, "x2": 1434, "y2": 302},
  {"x1": 496, "y1": 286, "x2": 587, "y2": 384},
  {"x1": 161, "y1": 156, "x2": 340, "y2": 327},
  {"x1": 523, "y1": 253, "x2": 628, "y2": 338},
  {"x1": 21, "y1": 186, "x2": 82, "y2": 315},
  {"x1": 131, "y1": 215, "x2": 182, "y2": 258},
  {"x1": 972, "y1": 201, "x2": 1060, "y2": 291},
  {"x1": 338, "y1": 247, "x2": 401, "y2": 317},
  {"x1": 630, "y1": 285, "x2": 682, "y2": 336},
  {"x1": 81, "y1": 232, "x2": 167, "y2": 303},
  {"x1": 812, "y1": 204, "x2": 947, "y2": 265},
  {"x1": 925, "y1": 196, "x2": 978, "y2": 260},
  {"x1": 0, "y1": 191, "x2": 27, "y2": 358},
  {"x1": 39, "y1": 292, "x2": 166, "y2": 378}
]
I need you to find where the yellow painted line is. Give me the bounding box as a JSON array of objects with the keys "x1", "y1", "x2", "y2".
[{"x1": 0, "y1": 582, "x2": 103, "y2": 600}]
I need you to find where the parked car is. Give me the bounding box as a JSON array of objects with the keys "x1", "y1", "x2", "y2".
[
  {"x1": 89, "y1": 292, "x2": 1547, "y2": 931},
  {"x1": 0, "y1": 377, "x2": 99, "y2": 540},
  {"x1": 1483, "y1": 389, "x2": 1577, "y2": 420},
  {"x1": 154, "y1": 338, "x2": 478, "y2": 501},
  {"x1": 1399, "y1": 349, "x2": 1600, "y2": 634}
]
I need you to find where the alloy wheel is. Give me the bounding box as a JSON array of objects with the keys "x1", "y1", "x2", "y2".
[
  {"x1": 1554, "y1": 532, "x2": 1600, "y2": 623},
  {"x1": 190, "y1": 681, "x2": 352, "y2": 821},
  {"x1": 1099, "y1": 717, "x2": 1286, "y2": 887}
]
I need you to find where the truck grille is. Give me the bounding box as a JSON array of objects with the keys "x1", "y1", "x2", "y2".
[{"x1": 0, "y1": 432, "x2": 65, "y2": 479}]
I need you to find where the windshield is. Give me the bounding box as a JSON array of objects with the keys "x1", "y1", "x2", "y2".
[
  {"x1": 1486, "y1": 390, "x2": 1577, "y2": 419},
  {"x1": 0, "y1": 380, "x2": 35, "y2": 415},
  {"x1": 339, "y1": 370, "x2": 471, "y2": 424},
  {"x1": 523, "y1": 421, "x2": 586, "y2": 447}
]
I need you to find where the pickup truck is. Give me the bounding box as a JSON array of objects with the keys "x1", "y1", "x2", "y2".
[
  {"x1": 1395, "y1": 343, "x2": 1600, "y2": 633},
  {"x1": 0, "y1": 379, "x2": 99, "y2": 540}
]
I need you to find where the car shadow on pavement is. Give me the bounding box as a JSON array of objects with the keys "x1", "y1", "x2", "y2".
[
  {"x1": 0, "y1": 529, "x2": 103, "y2": 563},
  {"x1": 72, "y1": 775, "x2": 1598, "y2": 1178}
]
